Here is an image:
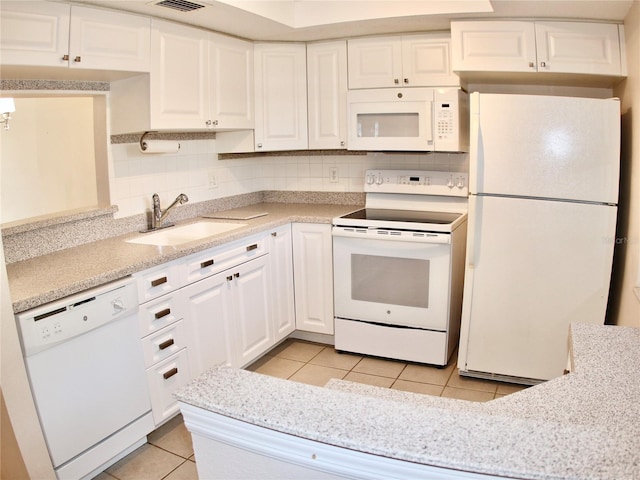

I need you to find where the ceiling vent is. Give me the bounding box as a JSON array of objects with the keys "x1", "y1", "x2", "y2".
[{"x1": 154, "y1": 0, "x2": 205, "y2": 12}]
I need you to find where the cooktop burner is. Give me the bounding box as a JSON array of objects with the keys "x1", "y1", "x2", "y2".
[{"x1": 340, "y1": 208, "x2": 462, "y2": 225}]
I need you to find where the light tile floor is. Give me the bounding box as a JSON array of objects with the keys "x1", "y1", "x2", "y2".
[{"x1": 97, "y1": 339, "x2": 526, "y2": 479}]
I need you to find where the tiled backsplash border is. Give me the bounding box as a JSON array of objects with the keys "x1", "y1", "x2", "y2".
[{"x1": 2, "y1": 191, "x2": 364, "y2": 264}]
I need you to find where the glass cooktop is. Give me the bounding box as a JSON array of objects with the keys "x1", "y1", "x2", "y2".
[{"x1": 340, "y1": 208, "x2": 462, "y2": 225}]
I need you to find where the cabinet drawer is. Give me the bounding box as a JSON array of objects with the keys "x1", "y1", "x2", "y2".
[
  {"x1": 146, "y1": 349, "x2": 191, "y2": 426},
  {"x1": 142, "y1": 320, "x2": 186, "y2": 367},
  {"x1": 135, "y1": 261, "x2": 183, "y2": 303},
  {"x1": 138, "y1": 292, "x2": 185, "y2": 337},
  {"x1": 183, "y1": 232, "x2": 268, "y2": 283}
]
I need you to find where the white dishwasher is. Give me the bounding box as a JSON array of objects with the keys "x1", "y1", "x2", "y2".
[{"x1": 16, "y1": 277, "x2": 154, "y2": 480}]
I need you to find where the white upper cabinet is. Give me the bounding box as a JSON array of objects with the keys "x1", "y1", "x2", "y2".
[
  {"x1": 452, "y1": 20, "x2": 625, "y2": 77},
  {"x1": 0, "y1": 1, "x2": 70, "y2": 67},
  {"x1": 535, "y1": 22, "x2": 622, "y2": 76},
  {"x1": 451, "y1": 21, "x2": 537, "y2": 73},
  {"x1": 307, "y1": 40, "x2": 348, "y2": 150},
  {"x1": 0, "y1": 1, "x2": 150, "y2": 72},
  {"x1": 151, "y1": 20, "x2": 210, "y2": 129},
  {"x1": 209, "y1": 33, "x2": 254, "y2": 130},
  {"x1": 254, "y1": 43, "x2": 308, "y2": 151},
  {"x1": 111, "y1": 19, "x2": 254, "y2": 134},
  {"x1": 347, "y1": 36, "x2": 402, "y2": 88},
  {"x1": 348, "y1": 33, "x2": 458, "y2": 89},
  {"x1": 401, "y1": 34, "x2": 459, "y2": 87},
  {"x1": 69, "y1": 6, "x2": 150, "y2": 72}
]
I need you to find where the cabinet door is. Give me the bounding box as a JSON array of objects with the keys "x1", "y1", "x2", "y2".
[
  {"x1": 451, "y1": 21, "x2": 537, "y2": 72},
  {"x1": 307, "y1": 40, "x2": 348, "y2": 149},
  {"x1": 210, "y1": 33, "x2": 254, "y2": 129},
  {"x1": 401, "y1": 34, "x2": 459, "y2": 87},
  {"x1": 232, "y1": 255, "x2": 273, "y2": 367},
  {"x1": 0, "y1": 1, "x2": 70, "y2": 67},
  {"x1": 254, "y1": 43, "x2": 308, "y2": 151},
  {"x1": 146, "y1": 349, "x2": 191, "y2": 426},
  {"x1": 150, "y1": 19, "x2": 209, "y2": 129},
  {"x1": 347, "y1": 36, "x2": 402, "y2": 88},
  {"x1": 269, "y1": 225, "x2": 295, "y2": 342},
  {"x1": 182, "y1": 271, "x2": 234, "y2": 377},
  {"x1": 292, "y1": 223, "x2": 334, "y2": 335},
  {"x1": 535, "y1": 22, "x2": 622, "y2": 75},
  {"x1": 68, "y1": 6, "x2": 150, "y2": 72}
]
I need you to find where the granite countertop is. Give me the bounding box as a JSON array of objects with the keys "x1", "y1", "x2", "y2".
[
  {"x1": 175, "y1": 323, "x2": 640, "y2": 480},
  {"x1": 6, "y1": 202, "x2": 359, "y2": 313}
]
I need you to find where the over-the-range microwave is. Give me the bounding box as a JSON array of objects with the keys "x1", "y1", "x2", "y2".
[{"x1": 347, "y1": 87, "x2": 469, "y2": 152}]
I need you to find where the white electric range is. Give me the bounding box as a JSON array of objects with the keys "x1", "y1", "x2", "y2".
[{"x1": 332, "y1": 169, "x2": 468, "y2": 366}]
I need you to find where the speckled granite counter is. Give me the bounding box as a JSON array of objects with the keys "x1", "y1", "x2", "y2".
[
  {"x1": 6, "y1": 203, "x2": 359, "y2": 313},
  {"x1": 175, "y1": 323, "x2": 639, "y2": 479}
]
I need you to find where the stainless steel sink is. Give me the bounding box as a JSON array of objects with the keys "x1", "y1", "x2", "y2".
[{"x1": 126, "y1": 221, "x2": 247, "y2": 246}]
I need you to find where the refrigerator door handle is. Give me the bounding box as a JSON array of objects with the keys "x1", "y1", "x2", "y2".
[
  {"x1": 469, "y1": 93, "x2": 482, "y2": 194},
  {"x1": 467, "y1": 195, "x2": 481, "y2": 269}
]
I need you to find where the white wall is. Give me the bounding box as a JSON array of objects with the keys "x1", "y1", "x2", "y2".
[
  {"x1": 612, "y1": 2, "x2": 640, "y2": 326},
  {"x1": 108, "y1": 140, "x2": 469, "y2": 218},
  {"x1": 0, "y1": 97, "x2": 98, "y2": 223}
]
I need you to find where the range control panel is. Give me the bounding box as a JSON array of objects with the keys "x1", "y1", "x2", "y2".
[{"x1": 364, "y1": 170, "x2": 468, "y2": 197}]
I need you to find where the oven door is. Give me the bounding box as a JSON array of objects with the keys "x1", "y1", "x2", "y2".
[{"x1": 333, "y1": 228, "x2": 451, "y2": 331}]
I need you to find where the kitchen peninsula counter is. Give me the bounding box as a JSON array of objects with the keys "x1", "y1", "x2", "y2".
[
  {"x1": 6, "y1": 202, "x2": 359, "y2": 313},
  {"x1": 176, "y1": 323, "x2": 639, "y2": 480}
]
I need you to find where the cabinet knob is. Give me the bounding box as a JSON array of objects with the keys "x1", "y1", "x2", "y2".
[
  {"x1": 226, "y1": 275, "x2": 233, "y2": 281},
  {"x1": 394, "y1": 78, "x2": 399, "y2": 84},
  {"x1": 528, "y1": 62, "x2": 535, "y2": 68},
  {"x1": 74, "y1": 56, "x2": 81, "y2": 63},
  {"x1": 403, "y1": 78, "x2": 409, "y2": 84},
  {"x1": 212, "y1": 120, "x2": 219, "y2": 126},
  {"x1": 62, "y1": 54, "x2": 69, "y2": 61},
  {"x1": 540, "y1": 61, "x2": 548, "y2": 68},
  {"x1": 340, "y1": 141, "x2": 345, "y2": 147},
  {"x1": 257, "y1": 143, "x2": 263, "y2": 149},
  {"x1": 271, "y1": 232, "x2": 277, "y2": 237}
]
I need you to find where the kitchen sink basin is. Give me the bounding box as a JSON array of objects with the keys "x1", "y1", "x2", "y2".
[{"x1": 126, "y1": 221, "x2": 247, "y2": 246}]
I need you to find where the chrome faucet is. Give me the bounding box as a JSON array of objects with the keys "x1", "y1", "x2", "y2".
[{"x1": 151, "y1": 193, "x2": 189, "y2": 230}]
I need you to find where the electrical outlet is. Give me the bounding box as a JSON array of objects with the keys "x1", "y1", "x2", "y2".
[
  {"x1": 329, "y1": 167, "x2": 339, "y2": 183},
  {"x1": 208, "y1": 172, "x2": 218, "y2": 189}
]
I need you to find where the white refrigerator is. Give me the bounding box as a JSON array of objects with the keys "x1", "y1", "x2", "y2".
[{"x1": 458, "y1": 93, "x2": 620, "y2": 383}]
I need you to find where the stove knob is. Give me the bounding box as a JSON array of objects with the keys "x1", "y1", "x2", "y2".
[
  {"x1": 376, "y1": 173, "x2": 383, "y2": 185},
  {"x1": 457, "y1": 177, "x2": 465, "y2": 189},
  {"x1": 366, "y1": 174, "x2": 375, "y2": 185},
  {"x1": 447, "y1": 176, "x2": 455, "y2": 189}
]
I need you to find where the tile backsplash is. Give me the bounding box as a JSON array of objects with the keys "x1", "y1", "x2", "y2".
[{"x1": 109, "y1": 139, "x2": 469, "y2": 218}]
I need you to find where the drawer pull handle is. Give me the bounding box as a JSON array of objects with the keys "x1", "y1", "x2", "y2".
[
  {"x1": 246, "y1": 244, "x2": 258, "y2": 252},
  {"x1": 154, "y1": 308, "x2": 171, "y2": 319},
  {"x1": 159, "y1": 338, "x2": 175, "y2": 350},
  {"x1": 200, "y1": 259, "x2": 214, "y2": 268},
  {"x1": 163, "y1": 367, "x2": 178, "y2": 380},
  {"x1": 151, "y1": 277, "x2": 168, "y2": 287}
]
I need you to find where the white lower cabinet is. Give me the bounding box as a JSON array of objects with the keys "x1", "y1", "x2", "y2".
[
  {"x1": 269, "y1": 225, "x2": 296, "y2": 342},
  {"x1": 133, "y1": 222, "x2": 332, "y2": 425},
  {"x1": 136, "y1": 286, "x2": 190, "y2": 427},
  {"x1": 183, "y1": 254, "x2": 272, "y2": 374},
  {"x1": 292, "y1": 223, "x2": 334, "y2": 334},
  {"x1": 146, "y1": 349, "x2": 191, "y2": 425}
]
